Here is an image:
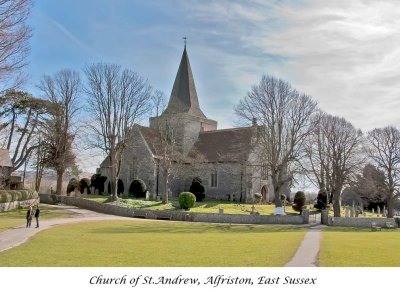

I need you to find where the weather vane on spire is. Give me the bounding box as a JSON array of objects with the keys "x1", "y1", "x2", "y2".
[{"x1": 183, "y1": 36, "x2": 187, "y2": 48}]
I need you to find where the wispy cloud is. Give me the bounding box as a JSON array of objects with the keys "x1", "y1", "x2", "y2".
[{"x1": 47, "y1": 17, "x2": 91, "y2": 52}]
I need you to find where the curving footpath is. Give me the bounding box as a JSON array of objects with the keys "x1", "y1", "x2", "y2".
[
  {"x1": 0, "y1": 205, "x2": 138, "y2": 253},
  {"x1": 284, "y1": 224, "x2": 325, "y2": 267}
]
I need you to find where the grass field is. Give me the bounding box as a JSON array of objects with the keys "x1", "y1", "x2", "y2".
[
  {"x1": 319, "y1": 227, "x2": 400, "y2": 266},
  {"x1": 0, "y1": 205, "x2": 75, "y2": 232},
  {"x1": 0, "y1": 220, "x2": 306, "y2": 267}
]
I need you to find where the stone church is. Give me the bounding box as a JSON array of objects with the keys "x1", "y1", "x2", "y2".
[{"x1": 98, "y1": 46, "x2": 275, "y2": 202}]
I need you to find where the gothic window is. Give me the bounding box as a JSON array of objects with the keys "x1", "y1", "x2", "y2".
[
  {"x1": 261, "y1": 164, "x2": 268, "y2": 180},
  {"x1": 210, "y1": 170, "x2": 218, "y2": 188}
]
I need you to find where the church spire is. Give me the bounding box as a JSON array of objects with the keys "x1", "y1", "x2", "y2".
[{"x1": 164, "y1": 45, "x2": 206, "y2": 118}]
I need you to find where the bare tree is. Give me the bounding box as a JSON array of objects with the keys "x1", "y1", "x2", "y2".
[
  {"x1": 37, "y1": 69, "x2": 81, "y2": 196},
  {"x1": 303, "y1": 113, "x2": 364, "y2": 217},
  {"x1": 85, "y1": 63, "x2": 152, "y2": 200},
  {"x1": 0, "y1": 90, "x2": 49, "y2": 172},
  {"x1": 367, "y1": 126, "x2": 400, "y2": 218},
  {"x1": 0, "y1": 0, "x2": 32, "y2": 88},
  {"x1": 151, "y1": 89, "x2": 167, "y2": 118},
  {"x1": 235, "y1": 75, "x2": 317, "y2": 209}
]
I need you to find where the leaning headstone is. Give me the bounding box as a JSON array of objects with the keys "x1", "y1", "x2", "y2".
[
  {"x1": 350, "y1": 206, "x2": 355, "y2": 218},
  {"x1": 345, "y1": 207, "x2": 350, "y2": 218},
  {"x1": 74, "y1": 188, "x2": 80, "y2": 197}
]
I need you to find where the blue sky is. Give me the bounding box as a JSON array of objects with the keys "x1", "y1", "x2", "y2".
[{"x1": 24, "y1": 0, "x2": 400, "y2": 172}]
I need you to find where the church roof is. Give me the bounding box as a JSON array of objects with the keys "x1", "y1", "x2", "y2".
[
  {"x1": 137, "y1": 125, "x2": 254, "y2": 163},
  {"x1": 163, "y1": 47, "x2": 207, "y2": 119},
  {"x1": 137, "y1": 125, "x2": 163, "y2": 156},
  {"x1": 188, "y1": 127, "x2": 255, "y2": 162}
]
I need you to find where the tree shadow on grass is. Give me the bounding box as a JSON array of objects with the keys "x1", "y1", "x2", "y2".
[{"x1": 88, "y1": 222, "x2": 305, "y2": 235}]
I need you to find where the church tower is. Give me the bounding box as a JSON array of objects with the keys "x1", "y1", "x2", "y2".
[{"x1": 150, "y1": 45, "x2": 217, "y2": 154}]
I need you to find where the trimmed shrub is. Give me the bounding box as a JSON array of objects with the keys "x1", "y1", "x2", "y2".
[
  {"x1": 79, "y1": 178, "x2": 91, "y2": 194},
  {"x1": 129, "y1": 179, "x2": 147, "y2": 198},
  {"x1": 0, "y1": 190, "x2": 38, "y2": 203},
  {"x1": 107, "y1": 179, "x2": 125, "y2": 195},
  {"x1": 314, "y1": 189, "x2": 328, "y2": 210},
  {"x1": 189, "y1": 177, "x2": 205, "y2": 202},
  {"x1": 91, "y1": 174, "x2": 107, "y2": 194},
  {"x1": 178, "y1": 192, "x2": 196, "y2": 210},
  {"x1": 292, "y1": 191, "x2": 306, "y2": 214},
  {"x1": 66, "y1": 178, "x2": 79, "y2": 194}
]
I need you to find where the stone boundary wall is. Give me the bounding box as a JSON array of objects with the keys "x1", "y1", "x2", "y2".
[
  {"x1": 0, "y1": 198, "x2": 39, "y2": 212},
  {"x1": 327, "y1": 216, "x2": 398, "y2": 228},
  {"x1": 39, "y1": 194, "x2": 307, "y2": 225}
]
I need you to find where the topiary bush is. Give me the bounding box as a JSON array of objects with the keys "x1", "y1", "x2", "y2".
[
  {"x1": 292, "y1": 191, "x2": 306, "y2": 214},
  {"x1": 91, "y1": 174, "x2": 107, "y2": 195},
  {"x1": 0, "y1": 190, "x2": 38, "y2": 203},
  {"x1": 314, "y1": 189, "x2": 328, "y2": 210},
  {"x1": 66, "y1": 178, "x2": 79, "y2": 194},
  {"x1": 189, "y1": 177, "x2": 205, "y2": 202},
  {"x1": 178, "y1": 192, "x2": 196, "y2": 210},
  {"x1": 129, "y1": 179, "x2": 147, "y2": 198},
  {"x1": 79, "y1": 178, "x2": 91, "y2": 194}
]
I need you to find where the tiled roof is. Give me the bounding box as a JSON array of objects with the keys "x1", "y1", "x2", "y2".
[{"x1": 188, "y1": 127, "x2": 254, "y2": 162}]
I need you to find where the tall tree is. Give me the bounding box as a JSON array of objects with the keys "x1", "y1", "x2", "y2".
[
  {"x1": 37, "y1": 69, "x2": 81, "y2": 196},
  {"x1": 235, "y1": 75, "x2": 317, "y2": 209},
  {"x1": 0, "y1": 90, "x2": 48, "y2": 172},
  {"x1": 367, "y1": 126, "x2": 400, "y2": 218},
  {"x1": 85, "y1": 63, "x2": 152, "y2": 200},
  {"x1": 0, "y1": 0, "x2": 32, "y2": 88},
  {"x1": 350, "y1": 164, "x2": 386, "y2": 209},
  {"x1": 303, "y1": 113, "x2": 364, "y2": 217}
]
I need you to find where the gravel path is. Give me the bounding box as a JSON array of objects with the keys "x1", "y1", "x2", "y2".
[
  {"x1": 284, "y1": 224, "x2": 325, "y2": 267},
  {"x1": 0, "y1": 205, "x2": 137, "y2": 253}
]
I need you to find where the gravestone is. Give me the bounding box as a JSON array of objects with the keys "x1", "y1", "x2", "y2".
[
  {"x1": 345, "y1": 207, "x2": 350, "y2": 218},
  {"x1": 74, "y1": 188, "x2": 80, "y2": 197},
  {"x1": 95, "y1": 189, "x2": 99, "y2": 196},
  {"x1": 83, "y1": 188, "x2": 88, "y2": 195},
  {"x1": 377, "y1": 206, "x2": 381, "y2": 217},
  {"x1": 350, "y1": 206, "x2": 355, "y2": 218},
  {"x1": 90, "y1": 187, "x2": 95, "y2": 194},
  {"x1": 219, "y1": 208, "x2": 224, "y2": 214},
  {"x1": 383, "y1": 205, "x2": 387, "y2": 217}
]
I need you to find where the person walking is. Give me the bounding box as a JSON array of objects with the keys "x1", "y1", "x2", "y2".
[
  {"x1": 34, "y1": 205, "x2": 41, "y2": 228},
  {"x1": 26, "y1": 206, "x2": 32, "y2": 228}
]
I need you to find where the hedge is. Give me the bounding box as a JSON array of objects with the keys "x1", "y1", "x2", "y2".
[{"x1": 0, "y1": 190, "x2": 38, "y2": 203}]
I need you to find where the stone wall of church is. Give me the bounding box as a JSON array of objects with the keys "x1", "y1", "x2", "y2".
[{"x1": 99, "y1": 126, "x2": 157, "y2": 195}]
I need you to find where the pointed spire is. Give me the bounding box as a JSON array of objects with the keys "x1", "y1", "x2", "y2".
[{"x1": 164, "y1": 46, "x2": 206, "y2": 118}]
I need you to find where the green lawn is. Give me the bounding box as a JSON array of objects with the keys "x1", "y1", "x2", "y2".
[
  {"x1": 0, "y1": 220, "x2": 306, "y2": 267},
  {"x1": 319, "y1": 227, "x2": 400, "y2": 266},
  {"x1": 85, "y1": 195, "x2": 299, "y2": 215},
  {"x1": 0, "y1": 205, "x2": 75, "y2": 232}
]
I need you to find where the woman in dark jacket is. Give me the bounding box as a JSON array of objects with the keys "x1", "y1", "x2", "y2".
[{"x1": 26, "y1": 206, "x2": 32, "y2": 228}]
